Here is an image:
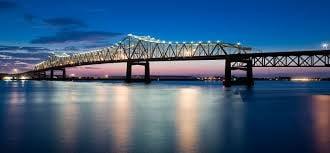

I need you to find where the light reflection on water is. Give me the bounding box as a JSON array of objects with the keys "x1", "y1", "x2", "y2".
[
  {"x1": 0, "y1": 80, "x2": 329, "y2": 153},
  {"x1": 5, "y1": 91, "x2": 25, "y2": 146},
  {"x1": 312, "y1": 95, "x2": 330, "y2": 153},
  {"x1": 57, "y1": 99, "x2": 79, "y2": 152},
  {"x1": 176, "y1": 88, "x2": 200, "y2": 153},
  {"x1": 110, "y1": 85, "x2": 132, "y2": 153}
]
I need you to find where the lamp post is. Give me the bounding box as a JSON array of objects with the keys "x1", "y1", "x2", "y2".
[
  {"x1": 322, "y1": 43, "x2": 328, "y2": 49},
  {"x1": 13, "y1": 68, "x2": 18, "y2": 74},
  {"x1": 12, "y1": 69, "x2": 18, "y2": 80}
]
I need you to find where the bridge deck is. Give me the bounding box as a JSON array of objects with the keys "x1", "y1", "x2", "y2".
[{"x1": 17, "y1": 50, "x2": 329, "y2": 76}]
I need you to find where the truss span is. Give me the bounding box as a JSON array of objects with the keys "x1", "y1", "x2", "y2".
[{"x1": 34, "y1": 34, "x2": 251, "y2": 71}]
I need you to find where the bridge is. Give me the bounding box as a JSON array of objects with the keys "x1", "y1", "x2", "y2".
[{"x1": 14, "y1": 34, "x2": 330, "y2": 87}]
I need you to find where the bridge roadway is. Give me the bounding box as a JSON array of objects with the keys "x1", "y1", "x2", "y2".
[{"x1": 13, "y1": 34, "x2": 330, "y2": 87}]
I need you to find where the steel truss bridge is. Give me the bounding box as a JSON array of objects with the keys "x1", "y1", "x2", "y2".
[{"x1": 17, "y1": 34, "x2": 330, "y2": 87}]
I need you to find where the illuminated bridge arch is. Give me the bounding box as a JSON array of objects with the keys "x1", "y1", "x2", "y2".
[{"x1": 34, "y1": 34, "x2": 251, "y2": 71}]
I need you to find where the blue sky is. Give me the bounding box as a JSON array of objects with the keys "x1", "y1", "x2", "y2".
[{"x1": 0, "y1": 0, "x2": 329, "y2": 76}]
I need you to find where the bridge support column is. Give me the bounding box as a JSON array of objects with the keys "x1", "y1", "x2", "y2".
[
  {"x1": 49, "y1": 68, "x2": 66, "y2": 80},
  {"x1": 41, "y1": 71, "x2": 46, "y2": 79},
  {"x1": 50, "y1": 70, "x2": 54, "y2": 79},
  {"x1": 125, "y1": 61, "x2": 151, "y2": 84},
  {"x1": 224, "y1": 59, "x2": 232, "y2": 87},
  {"x1": 126, "y1": 62, "x2": 132, "y2": 83},
  {"x1": 37, "y1": 71, "x2": 46, "y2": 80},
  {"x1": 246, "y1": 60, "x2": 254, "y2": 87},
  {"x1": 223, "y1": 58, "x2": 254, "y2": 87},
  {"x1": 144, "y1": 61, "x2": 151, "y2": 83},
  {"x1": 62, "y1": 68, "x2": 66, "y2": 79}
]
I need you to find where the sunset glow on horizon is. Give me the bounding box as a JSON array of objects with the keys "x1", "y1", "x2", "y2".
[{"x1": 62, "y1": 61, "x2": 329, "y2": 77}]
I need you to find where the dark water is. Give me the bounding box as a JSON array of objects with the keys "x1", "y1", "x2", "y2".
[{"x1": 0, "y1": 80, "x2": 329, "y2": 153}]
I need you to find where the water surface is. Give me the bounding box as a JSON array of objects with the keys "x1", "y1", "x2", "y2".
[{"x1": 0, "y1": 80, "x2": 329, "y2": 153}]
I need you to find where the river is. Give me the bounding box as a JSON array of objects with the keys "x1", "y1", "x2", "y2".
[{"x1": 0, "y1": 80, "x2": 329, "y2": 153}]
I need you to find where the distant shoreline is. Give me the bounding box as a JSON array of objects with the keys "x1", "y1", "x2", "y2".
[
  {"x1": 1, "y1": 73, "x2": 330, "y2": 81},
  {"x1": 1, "y1": 78, "x2": 330, "y2": 82}
]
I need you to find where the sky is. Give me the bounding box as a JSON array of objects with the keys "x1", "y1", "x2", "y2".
[{"x1": 0, "y1": 0, "x2": 329, "y2": 77}]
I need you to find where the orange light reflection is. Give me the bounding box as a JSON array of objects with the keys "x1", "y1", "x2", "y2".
[
  {"x1": 110, "y1": 86, "x2": 132, "y2": 153},
  {"x1": 312, "y1": 95, "x2": 330, "y2": 153},
  {"x1": 176, "y1": 87, "x2": 200, "y2": 153}
]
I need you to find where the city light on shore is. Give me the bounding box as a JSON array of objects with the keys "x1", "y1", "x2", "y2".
[
  {"x1": 2, "y1": 76, "x2": 30, "y2": 80},
  {"x1": 291, "y1": 77, "x2": 319, "y2": 82},
  {"x1": 2, "y1": 76, "x2": 12, "y2": 80},
  {"x1": 19, "y1": 76, "x2": 29, "y2": 80}
]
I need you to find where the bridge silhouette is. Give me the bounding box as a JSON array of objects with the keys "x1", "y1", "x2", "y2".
[{"x1": 15, "y1": 34, "x2": 330, "y2": 87}]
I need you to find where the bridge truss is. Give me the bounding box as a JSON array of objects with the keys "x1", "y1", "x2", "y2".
[
  {"x1": 251, "y1": 51, "x2": 330, "y2": 67},
  {"x1": 14, "y1": 34, "x2": 330, "y2": 87},
  {"x1": 34, "y1": 34, "x2": 251, "y2": 71},
  {"x1": 228, "y1": 50, "x2": 330, "y2": 68}
]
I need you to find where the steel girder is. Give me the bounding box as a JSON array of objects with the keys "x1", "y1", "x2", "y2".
[{"x1": 252, "y1": 54, "x2": 330, "y2": 67}]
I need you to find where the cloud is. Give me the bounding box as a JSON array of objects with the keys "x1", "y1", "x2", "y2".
[
  {"x1": 0, "y1": 52, "x2": 49, "y2": 60},
  {"x1": 63, "y1": 46, "x2": 79, "y2": 50},
  {"x1": 0, "y1": 45, "x2": 18, "y2": 50},
  {"x1": 0, "y1": 51, "x2": 50, "y2": 73},
  {"x1": 82, "y1": 43, "x2": 113, "y2": 49},
  {"x1": 22, "y1": 15, "x2": 88, "y2": 30},
  {"x1": 43, "y1": 17, "x2": 87, "y2": 29},
  {"x1": 0, "y1": 45, "x2": 52, "y2": 72},
  {"x1": 30, "y1": 30, "x2": 122, "y2": 44},
  {"x1": 0, "y1": 54, "x2": 12, "y2": 59},
  {"x1": 0, "y1": 60, "x2": 36, "y2": 73},
  {"x1": 23, "y1": 13, "x2": 38, "y2": 23},
  {"x1": 13, "y1": 60, "x2": 34, "y2": 67},
  {"x1": 0, "y1": 1, "x2": 17, "y2": 11},
  {"x1": 0, "y1": 45, "x2": 51, "y2": 52},
  {"x1": 20, "y1": 46, "x2": 50, "y2": 52}
]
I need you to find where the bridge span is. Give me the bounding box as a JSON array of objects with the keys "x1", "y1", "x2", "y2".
[{"x1": 14, "y1": 34, "x2": 330, "y2": 87}]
